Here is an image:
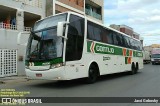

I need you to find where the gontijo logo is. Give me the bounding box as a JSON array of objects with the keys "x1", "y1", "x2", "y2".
[
  {"x1": 96, "y1": 45, "x2": 114, "y2": 54},
  {"x1": 90, "y1": 42, "x2": 115, "y2": 54}
]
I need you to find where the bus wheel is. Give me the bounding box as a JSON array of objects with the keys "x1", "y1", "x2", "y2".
[
  {"x1": 135, "y1": 63, "x2": 139, "y2": 74},
  {"x1": 87, "y1": 65, "x2": 98, "y2": 84},
  {"x1": 129, "y1": 63, "x2": 136, "y2": 75}
]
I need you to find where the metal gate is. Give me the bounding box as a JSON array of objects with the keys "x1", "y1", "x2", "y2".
[{"x1": 0, "y1": 49, "x2": 17, "y2": 77}]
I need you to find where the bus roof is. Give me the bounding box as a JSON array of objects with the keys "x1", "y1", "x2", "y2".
[
  {"x1": 36, "y1": 11, "x2": 85, "y2": 24},
  {"x1": 36, "y1": 11, "x2": 140, "y2": 42}
]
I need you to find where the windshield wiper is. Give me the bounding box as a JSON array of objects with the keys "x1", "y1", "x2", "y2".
[{"x1": 31, "y1": 31, "x2": 41, "y2": 41}]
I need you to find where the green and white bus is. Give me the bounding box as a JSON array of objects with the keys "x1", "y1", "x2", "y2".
[{"x1": 25, "y1": 12, "x2": 143, "y2": 83}]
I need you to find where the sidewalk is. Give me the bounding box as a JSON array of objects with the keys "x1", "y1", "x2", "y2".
[{"x1": 0, "y1": 76, "x2": 28, "y2": 84}]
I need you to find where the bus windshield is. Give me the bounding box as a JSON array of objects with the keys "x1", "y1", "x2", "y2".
[
  {"x1": 26, "y1": 28, "x2": 63, "y2": 61},
  {"x1": 152, "y1": 54, "x2": 160, "y2": 58},
  {"x1": 34, "y1": 13, "x2": 67, "y2": 32},
  {"x1": 26, "y1": 13, "x2": 67, "y2": 61}
]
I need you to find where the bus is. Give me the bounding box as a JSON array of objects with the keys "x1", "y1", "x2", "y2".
[{"x1": 24, "y1": 11, "x2": 143, "y2": 83}]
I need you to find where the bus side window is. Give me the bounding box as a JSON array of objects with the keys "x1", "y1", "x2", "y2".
[
  {"x1": 100, "y1": 29, "x2": 108, "y2": 43},
  {"x1": 139, "y1": 42, "x2": 142, "y2": 51},
  {"x1": 136, "y1": 41, "x2": 141, "y2": 51},
  {"x1": 130, "y1": 39, "x2": 135, "y2": 49},
  {"x1": 125, "y1": 36, "x2": 131, "y2": 48},
  {"x1": 112, "y1": 32, "x2": 118, "y2": 46},
  {"x1": 87, "y1": 21, "x2": 102, "y2": 42},
  {"x1": 122, "y1": 36, "x2": 126, "y2": 47},
  {"x1": 87, "y1": 23, "x2": 94, "y2": 40},
  {"x1": 133, "y1": 40, "x2": 136, "y2": 50},
  {"x1": 93, "y1": 26, "x2": 101, "y2": 42},
  {"x1": 122, "y1": 36, "x2": 130, "y2": 48},
  {"x1": 116, "y1": 34, "x2": 123, "y2": 46},
  {"x1": 107, "y1": 30, "x2": 113, "y2": 44}
]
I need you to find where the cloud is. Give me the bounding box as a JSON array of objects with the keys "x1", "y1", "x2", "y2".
[
  {"x1": 104, "y1": 0, "x2": 118, "y2": 9},
  {"x1": 129, "y1": 9, "x2": 160, "y2": 24},
  {"x1": 118, "y1": 0, "x2": 159, "y2": 10},
  {"x1": 104, "y1": 0, "x2": 160, "y2": 45}
]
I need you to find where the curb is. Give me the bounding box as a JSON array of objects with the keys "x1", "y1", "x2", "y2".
[
  {"x1": 0, "y1": 81, "x2": 5, "y2": 84},
  {"x1": 0, "y1": 76, "x2": 28, "y2": 84}
]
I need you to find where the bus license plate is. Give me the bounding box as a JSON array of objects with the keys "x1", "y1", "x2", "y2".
[{"x1": 36, "y1": 73, "x2": 42, "y2": 77}]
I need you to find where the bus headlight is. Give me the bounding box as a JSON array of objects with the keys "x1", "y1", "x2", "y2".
[{"x1": 50, "y1": 63, "x2": 63, "y2": 69}]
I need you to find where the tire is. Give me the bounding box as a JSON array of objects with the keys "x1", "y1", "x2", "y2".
[
  {"x1": 87, "y1": 65, "x2": 98, "y2": 84},
  {"x1": 129, "y1": 63, "x2": 136, "y2": 75},
  {"x1": 135, "y1": 63, "x2": 139, "y2": 74}
]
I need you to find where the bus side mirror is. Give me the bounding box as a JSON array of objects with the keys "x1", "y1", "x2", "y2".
[
  {"x1": 57, "y1": 22, "x2": 64, "y2": 37},
  {"x1": 17, "y1": 32, "x2": 30, "y2": 46},
  {"x1": 57, "y1": 22, "x2": 68, "y2": 40}
]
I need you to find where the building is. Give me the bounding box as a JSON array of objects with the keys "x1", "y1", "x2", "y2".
[
  {"x1": 0, "y1": 0, "x2": 104, "y2": 77},
  {"x1": 0, "y1": 0, "x2": 46, "y2": 77},
  {"x1": 144, "y1": 44, "x2": 160, "y2": 54},
  {"x1": 120, "y1": 25, "x2": 133, "y2": 37},
  {"x1": 110, "y1": 24, "x2": 120, "y2": 31},
  {"x1": 151, "y1": 44, "x2": 160, "y2": 48},
  {"x1": 110, "y1": 24, "x2": 141, "y2": 40},
  {"x1": 46, "y1": 0, "x2": 104, "y2": 23},
  {"x1": 133, "y1": 32, "x2": 140, "y2": 40}
]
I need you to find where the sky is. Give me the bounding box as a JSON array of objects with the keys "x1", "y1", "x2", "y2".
[{"x1": 104, "y1": 0, "x2": 160, "y2": 46}]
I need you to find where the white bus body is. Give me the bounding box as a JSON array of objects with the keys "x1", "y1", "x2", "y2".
[{"x1": 25, "y1": 12, "x2": 143, "y2": 83}]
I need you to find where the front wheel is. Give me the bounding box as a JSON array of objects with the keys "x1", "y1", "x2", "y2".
[{"x1": 87, "y1": 65, "x2": 98, "y2": 84}]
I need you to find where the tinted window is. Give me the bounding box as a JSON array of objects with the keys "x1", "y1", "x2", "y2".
[
  {"x1": 101, "y1": 28, "x2": 108, "y2": 43},
  {"x1": 122, "y1": 36, "x2": 130, "y2": 48},
  {"x1": 87, "y1": 21, "x2": 142, "y2": 51},
  {"x1": 65, "y1": 15, "x2": 84, "y2": 61},
  {"x1": 34, "y1": 13, "x2": 67, "y2": 31},
  {"x1": 112, "y1": 32, "x2": 118, "y2": 45},
  {"x1": 135, "y1": 40, "x2": 142, "y2": 51},
  {"x1": 125, "y1": 36, "x2": 131, "y2": 48},
  {"x1": 87, "y1": 21, "x2": 102, "y2": 41},
  {"x1": 112, "y1": 32, "x2": 123, "y2": 46},
  {"x1": 107, "y1": 30, "x2": 114, "y2": 44},
  {"x1": 130, "y1": 39, "x2": 142, "y2": 50},
  {"x1": 130, "y1": 39, "x2": 136, "y2": 50}
]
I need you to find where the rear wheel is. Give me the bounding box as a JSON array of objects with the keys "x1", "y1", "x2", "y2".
[
  {"x1": 135, "y1": 63, "x2": 139, "y2": 74},
  {"x1": 129, "y1": 63, "x2": 136, "y2": 75},
  {"x1": 87, "y1": 65, "x2": 98, "y2": 84}
]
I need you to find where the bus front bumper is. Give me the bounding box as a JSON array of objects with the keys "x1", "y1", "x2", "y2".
[{"x1": 25, "y1": 67, "x2": 66, "y2": 80}]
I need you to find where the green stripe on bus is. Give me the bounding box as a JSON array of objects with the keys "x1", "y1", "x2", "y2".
[
  {"x1": 26, "y1": 58, "x2": 63, "y2": 66},
  {"x1": 94, "y1": 43, "x2": 123, "y2": 55},
  {"x1": 87, "y1": 41, "x2": 143, "y2": 57}
]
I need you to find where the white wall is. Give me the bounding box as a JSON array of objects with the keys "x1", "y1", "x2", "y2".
[
  {"x1": 0, "y1": 29, "x2": 29, "y2": 75},
  {"x1": 0, "y1": 0, "x2": 44, "y2": 17}
]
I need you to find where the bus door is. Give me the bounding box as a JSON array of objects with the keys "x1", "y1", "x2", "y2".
[{"x1": 64, "y1": 14, "x2": 85, "y2": 79}]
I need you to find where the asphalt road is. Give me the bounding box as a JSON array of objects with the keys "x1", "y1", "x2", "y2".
[{"x1": 1, "y1": 64, "x2": 160, "y2": 106}]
